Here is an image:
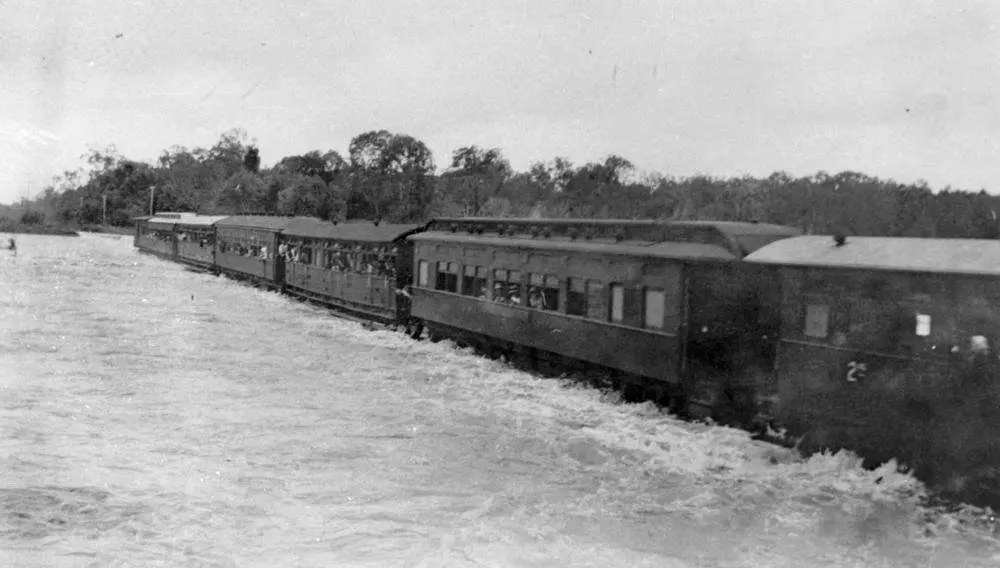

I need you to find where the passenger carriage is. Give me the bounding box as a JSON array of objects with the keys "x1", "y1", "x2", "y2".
[
  {"x1": 174, "y1": 215, "x2": 228, "y2": 271},
  {"x1": 746, "y1": 235, "x2": 1000, "y2": 501},
  {"x1": 280, "y1": 219, "x2": 426, "y2": 323},
  {"x1": 215, "y1": 216, "x2": 295, "y2": 289},
  {"x1": 133, "y1": 212, "x2": 196, "y2": 260},
  {"x1": 407, "y1": 218, "x2": 798, "y2": 412}
]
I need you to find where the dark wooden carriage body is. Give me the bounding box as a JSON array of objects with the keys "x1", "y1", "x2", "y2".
[
  {"x1": 134, "y1": 214, "x2": 187, "y2": 259},
  {"x1": 747, "y1": 235, "x2": 1000, "y2": 497},
  {"x1": 215, "y1": 216, "x2": 293, "y2": 288},
  {"x1": 174, "y1": 215, "x2": 227, "y2": 270},
  {"x1": 408, "y1": 218, "x2": 798, "y2": 400},
  {"x1": 280, "y1": 219, "x2": 426, "y2": 322}
]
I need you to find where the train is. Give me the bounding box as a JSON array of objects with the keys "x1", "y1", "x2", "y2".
[{"x1": 132, "y1": 212, "x2": 1000, "y2": 507}]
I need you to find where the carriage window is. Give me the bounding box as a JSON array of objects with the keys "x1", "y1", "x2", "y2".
[
  {"x1": 543, "y1": 276, "x2": 560, "y2": 311},
  {"x1": 804, "y1": 304, "x2": 830, "y2": 338},
  {"x1": 508, "y1": 270, "x2": 522, "y2": 305},
  {"x1": 528, "y1": 274, "x2": 559, "y2": 311},
  {"x1": 435, "y1": 261, "x2": 447, "y2": 290},
  {"x1": 644, "y1": 289, "x2": 665, "y2": 329},
  {"x1": 915, "y1": 313, "x2": 931, "y2": 337},
  {"x1": 435, "y1": 261, "x2": 459, "y2": 292},
  {"x1": 610, "y1": 284, "x2": 625, "y2": 323},
  {"x1": 567, "y1": 278, "x2": 586, "y2": 316},
  {"x1": 493, "y1": 269, "x2": 522, "y2": 304},
  {"x1": 417, "y1": 261, "x2": 429, "y2": 287},
  {"x1": 463, "y1": 266, "x2": 487, "y2": 298},
  {"x1": 586, "y1": 281, "x2": 606, "y2": 320},
  {"x1": 492, "y1": 269, "x2": 507, "y2": 302}
]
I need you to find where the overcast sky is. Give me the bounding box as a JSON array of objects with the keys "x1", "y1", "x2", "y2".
[{"x1": 2, "y1": 0, "x2": 998, "y2": 204}]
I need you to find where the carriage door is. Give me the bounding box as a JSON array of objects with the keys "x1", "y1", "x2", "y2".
[
  {"x1": 273, "y1": 236, "x2": 286, "y2": 285},
  {"x1": 170, "y1": 229, "x2": 179, "y2": 259}
]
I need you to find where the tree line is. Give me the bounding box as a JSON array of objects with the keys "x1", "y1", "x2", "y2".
[{"x1": 3, "y1": 126, "x2": 999, "y2": 239}]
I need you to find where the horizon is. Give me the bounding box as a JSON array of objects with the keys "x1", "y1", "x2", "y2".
[{"x1": 3, "y1": 0, "x2": 998, "y2": 205}]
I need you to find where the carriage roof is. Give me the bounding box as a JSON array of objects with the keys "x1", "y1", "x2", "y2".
[
  {"x1": 419, "y1": 218, "x2": 798, "y2": 258},
  {"x1": 282, "y1": 218, "x2": 426, "y2": 243},
  {"x1": 216, "y1": 215, "x2": 297, "y2": 231},
  {"x1": 409, "y1": 231, "x2": 738, "y2": 261},
  {"x1": 745, "y1": 235, "x2": 1000, "y2": 276}
]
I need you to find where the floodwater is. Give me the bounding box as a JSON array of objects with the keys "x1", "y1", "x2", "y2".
[{"x1": 1, "y1": 233, "x2": 998, "y2": 567}]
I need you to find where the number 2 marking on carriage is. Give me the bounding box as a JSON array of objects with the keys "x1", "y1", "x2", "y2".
[{"x1": 846, "y1": 361, "x2": 867, "y2": 382}]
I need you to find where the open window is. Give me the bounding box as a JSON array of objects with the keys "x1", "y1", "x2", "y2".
[
  {"x1": 492, "y1": 269, "x2": 522, "y2": 304},
  {"x1": 435, "y1": 261, "x2": 459, "y2": 292},
  {"x1": 567, "y1": 278, "x2": 587, "y2": 316},
  {"x1": 528, "y1": 274, "x2": 559, "y2": 311},
  {"x1": 463, "y1": 265, "x2": 487, "y2": 298},
  {"x1": 297, "y1": 242, "x2": 313, "y2": 265}
]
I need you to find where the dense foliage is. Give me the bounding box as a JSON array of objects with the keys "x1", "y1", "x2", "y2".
[{"x1": 3, "y1": 127, "x2": 998, "y2": 238}]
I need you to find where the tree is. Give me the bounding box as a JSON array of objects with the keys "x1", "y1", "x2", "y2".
[
  {"x1": 243, "y1": 146, "x2": 261, "y2": 173},
  {"x1": 211, "y1": 171, "x2": 268, "y2": 214},
  {"x1": 276, "y1": 174, "x2": 345, "y2": 220},
  {"x1": 347, "y1": 130, "x2": 435, "y2": 222},
  {"x1": 436, "y1": 146, "x2": 512, "y2": 216},
  {"x1": 559, "y1": 155, "x2": 636, "y2": 217},
  {"x1": 20, "y1": 210, "x2": 45, "y2": 225},
  {"x1": 273, "y1": 150, "x2": 347, "y2": 184}
]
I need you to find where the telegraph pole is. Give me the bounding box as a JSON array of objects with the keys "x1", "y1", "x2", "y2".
[{"x1": 149, "y1": 185, "x2": 156, "y2": 216}]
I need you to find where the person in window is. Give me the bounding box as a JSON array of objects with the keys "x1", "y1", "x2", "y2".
[
  {"x1": 529, "y1": 287, "x2": 544, "y2": 309},
  {"x1": 509, "y1": 284, "x2": 521, "y2": 306},
  {"x1": 493, "y1": 282, "x2": 506, "y2": 304}
]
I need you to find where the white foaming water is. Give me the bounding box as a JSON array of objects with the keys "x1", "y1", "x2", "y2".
[{"x1": 1, "y1": 233, "x2": 998, "y2": 567}]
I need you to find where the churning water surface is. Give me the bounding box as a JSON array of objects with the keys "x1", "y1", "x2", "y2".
[{"x1": 1, "y1": 233, "x2": 999, "y2": 567}]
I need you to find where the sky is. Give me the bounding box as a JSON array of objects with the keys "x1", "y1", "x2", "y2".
[{"x1": 1, "y1": 0, "x2": 998, "y2": 204}]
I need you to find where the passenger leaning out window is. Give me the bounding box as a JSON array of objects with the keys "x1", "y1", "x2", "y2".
[{"x1": 509, "y1": 286, "x2": 521, "y2": 305}]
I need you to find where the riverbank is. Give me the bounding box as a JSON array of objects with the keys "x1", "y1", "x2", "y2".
[
  {"x1": 0, "y1": 222, "x2": 79, "y2": 237},
  {"x1": 77, "y1": 224, "x2": 133, "y2": 236}
]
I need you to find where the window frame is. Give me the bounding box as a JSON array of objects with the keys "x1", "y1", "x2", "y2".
[
  {"x1": 610, "y1": 283, "x2": 625, "y2": 323},
  {"x1": 586, "y1": 280, "x2": 606, "y2": 320},
  {"x1": 462, "y1": 265, "x2": 488, "y2": 298},
  {"x1": 644, "y1": 288, "x2": 666, "y2": 330},
  {"x1": 803, "y1": 302, "x2": 831, "y2": 339},
  {"x1": 567, "y1": 277, "x2": 587, "y2": 316},
  {"x1": 417, "y1": 260, "x2": 430, "y2": 287},
  {"x1": 435, "y1": 261, "x2": 459, "y2": 293}
]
